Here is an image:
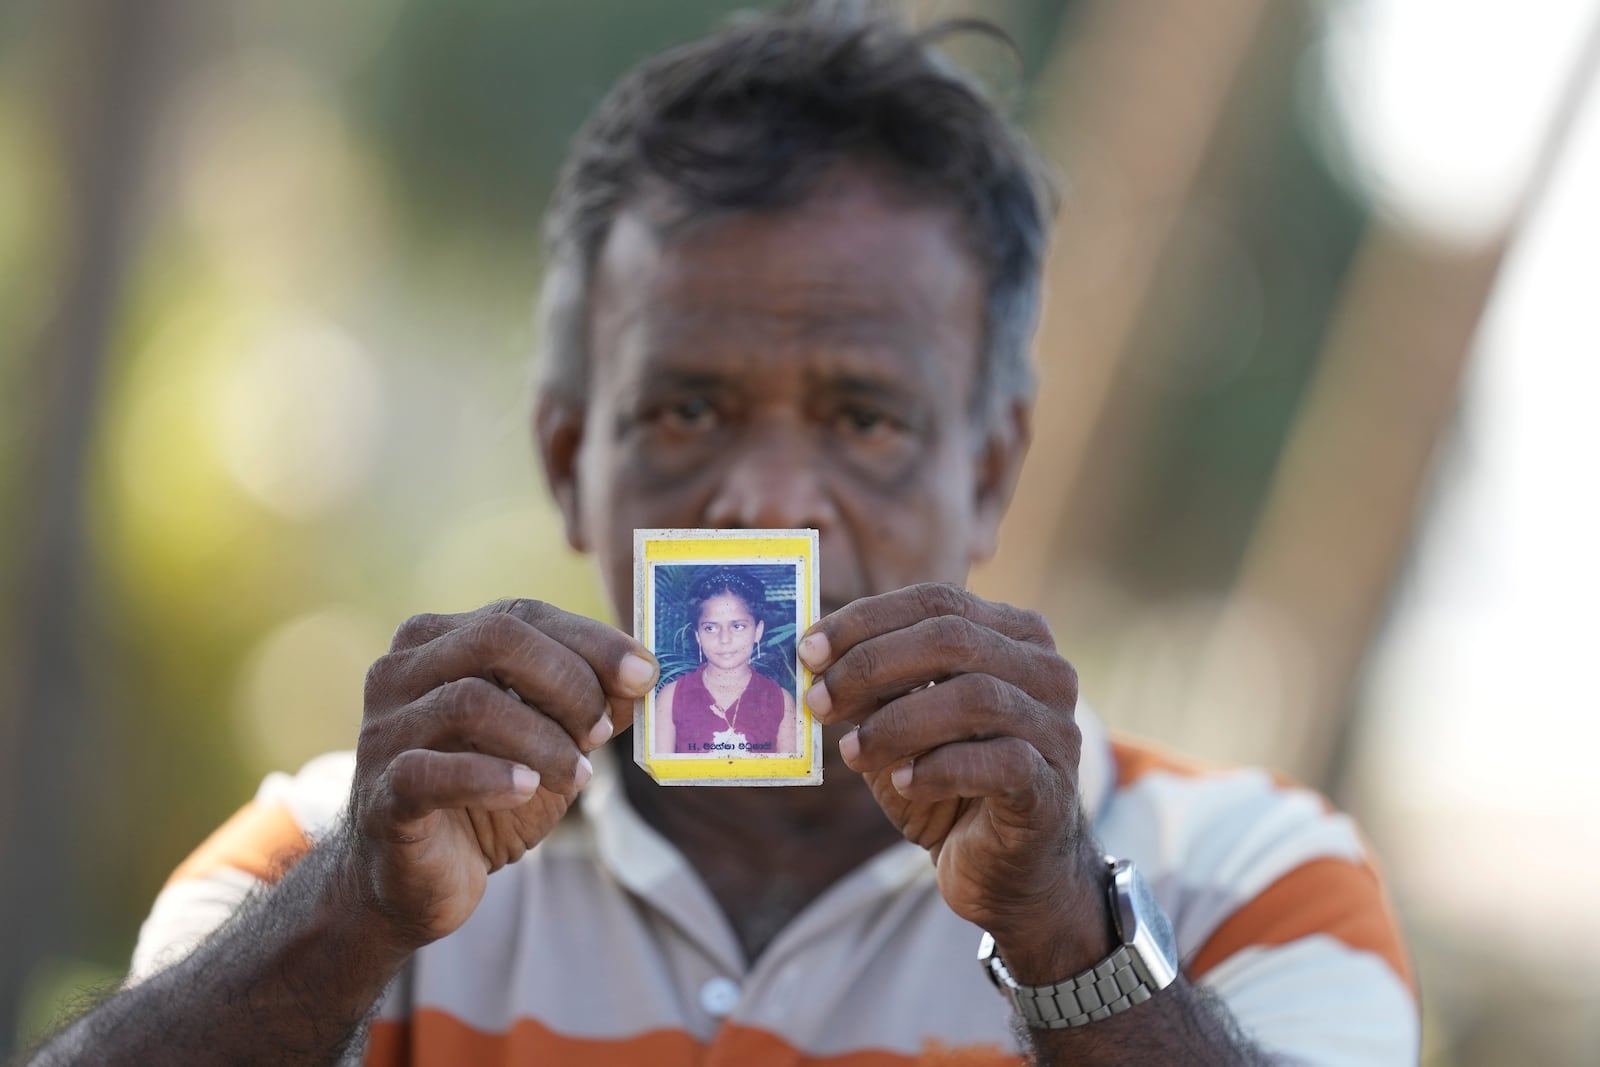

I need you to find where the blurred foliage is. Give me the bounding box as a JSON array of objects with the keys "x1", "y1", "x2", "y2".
[
  {"x1": 0, "y1": 5, "x2": 1079, "y2": 1030},
  {"x1": 1105, "y1": 5, "x2": 1368, "y2": 596}
]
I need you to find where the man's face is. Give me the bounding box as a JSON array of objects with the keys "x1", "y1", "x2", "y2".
[{"x1": 541, "y1": 165, "x2": 1028, "y2": 624}]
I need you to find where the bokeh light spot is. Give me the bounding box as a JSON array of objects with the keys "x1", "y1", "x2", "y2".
[
  {"x1": 212, "y1": 316, "x2": 384, "y2": 520},
  {"x1": 235, "y1": 605, "x2": 390, "y2": 773}
]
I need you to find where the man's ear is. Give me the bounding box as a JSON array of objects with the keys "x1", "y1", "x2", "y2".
[
  {"x1": 534, "y1": 391, "x2": 588, "y2": 553},
  {"x1": 969, "y1": 398, "x2": 1033, "y2": 566}
]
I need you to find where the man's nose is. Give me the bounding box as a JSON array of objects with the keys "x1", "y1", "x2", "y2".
[{"x1": 703, "y1": 417, "x2": 837, "y2": 532}]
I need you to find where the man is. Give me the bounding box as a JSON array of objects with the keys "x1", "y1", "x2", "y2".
[{"x1": 29, "y1": 5, "x2": 1416, "y2": 1064}]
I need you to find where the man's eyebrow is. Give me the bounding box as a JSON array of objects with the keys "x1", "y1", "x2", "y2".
[
  {"x1": 629, "y1": 364, "x2": 736, "y2": 391},
  {"x1": 813, "y1": 363, "x2": 939, "y2": 403}
]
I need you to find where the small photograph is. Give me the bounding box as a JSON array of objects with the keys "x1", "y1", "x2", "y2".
[
  {"x1": 652, "y1": 564, "x2": 800, "y2": 757},
  {"x1": 634, "y1": 529, "x2": 821, "y2": 786}
]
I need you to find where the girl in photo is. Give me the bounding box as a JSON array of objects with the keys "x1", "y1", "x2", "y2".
[{"x1": 654, "y1": 569, "x2": 797, "y2": 756}]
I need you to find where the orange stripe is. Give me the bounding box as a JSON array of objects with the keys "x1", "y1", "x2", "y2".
[
  {"x1": 366, "y1": 1012, "x2": 702, "y2": 1067},
  {"x1": 1110, "y1": 736, "x2": 1330, "y2": 810},
  {"x1": 1111, "y1": 737, "x2": 1221, "y2": 788},
  {"x1": 164, "y1": 801, "x2": 312, "y2": 887},
  {"x1": 366, "y1": 1013, "x2": 1018, "y2": 1066},
  {"x1": 1187, "y1": 857, "x2": 1416, "y2": 997},
  {"x1": 709, "y1": 1025, "x2": 1017, "y2": 1067}
]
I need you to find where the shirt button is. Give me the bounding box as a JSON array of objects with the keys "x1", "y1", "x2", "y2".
[{"x1": 699, "y1": 976, "x2": 741, "y2": 1018}]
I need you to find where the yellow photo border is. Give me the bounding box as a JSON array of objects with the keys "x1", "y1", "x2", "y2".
[{"x1": 633, "y1": 528, "x2": 822, "y2": 786}]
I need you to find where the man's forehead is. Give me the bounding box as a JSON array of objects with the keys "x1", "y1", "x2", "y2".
[{"x1": 588, "y1": 169, "x2": 986, "y2": 391}]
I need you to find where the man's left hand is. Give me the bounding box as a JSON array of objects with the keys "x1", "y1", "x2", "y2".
[{"x1": 799, "y1": 583, "x2": 1113, "y2": 979}]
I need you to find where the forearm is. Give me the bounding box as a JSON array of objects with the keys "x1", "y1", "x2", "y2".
[
  {"x1": 27, "y1": 831, "x2": 413, "y2": 1067},
  {"x1": 1017, "y1": 977, "x2": 1271, "y2": 1066}
]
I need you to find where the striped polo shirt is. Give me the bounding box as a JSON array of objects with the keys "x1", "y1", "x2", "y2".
[{"x1": 131, "y1": 708, "x2": 1418, "y2": 1064}]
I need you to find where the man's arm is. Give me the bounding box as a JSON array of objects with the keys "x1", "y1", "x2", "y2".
[
  {"x1": 25, "y1": 832, "x2": 406, "y2": 1066},
  {"x1": 26, "y1": 598, "x2": 658, "y2": 1066},
  {"x1": 802, "y1": 584, "x2": 1273, "y2": 1064}
]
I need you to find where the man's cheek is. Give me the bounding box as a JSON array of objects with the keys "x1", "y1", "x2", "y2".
[{"x1": 610, "y1": 467, "x2": 716, "y2": 530}]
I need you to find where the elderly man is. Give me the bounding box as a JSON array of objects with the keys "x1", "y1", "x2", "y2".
[{"x1": 30, "y1": 5, "x2": 1416, "y2": 1065}]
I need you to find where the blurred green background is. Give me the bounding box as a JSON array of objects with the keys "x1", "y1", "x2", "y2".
[{"x1": 3, "y1": 1, "x2": 1597, "y2": 1063}]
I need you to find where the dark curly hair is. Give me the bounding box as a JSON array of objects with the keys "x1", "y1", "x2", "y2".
[
  {"x1": 688, "y1": 569, "x2": 769, "y2": 626},
  {"x1": 535, "y1": 0, "x2": 1054, "y2": 428}
]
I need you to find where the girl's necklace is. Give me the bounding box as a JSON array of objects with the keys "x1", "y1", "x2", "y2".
[{"x1": 705, "y1": 667, "x2": 751, "y2": 729}]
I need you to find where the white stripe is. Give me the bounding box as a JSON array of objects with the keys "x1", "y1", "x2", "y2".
[
  {"x1": 1076, "y1": 702, "x2": 1116, "y2": 822},
  {"x1": 129, "y1": 868, "x2": 261, "y2": 982},
  {"x1": 255, "y1": 750, "x2": 355, "y2": 840},
  {"x1": 1198, "y1": 936, "x2": 1418, "y2": 1066},
  {"x1": 1099, "y1": 768, "x2": 1371, "y2": 953}
]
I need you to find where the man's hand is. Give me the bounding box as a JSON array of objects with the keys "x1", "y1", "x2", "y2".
[
  {"x1": 23, "y1": 598, "x2": 660, "y2": 1067},
  {"x1": 798, "y1": 583, "x2": 1110, "y2": 979},
  {"x1": 346, "y1": 598, "x2": 658, "y2": 947}
]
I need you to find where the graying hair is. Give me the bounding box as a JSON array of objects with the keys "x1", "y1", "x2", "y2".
[{"x1": 535, "y1": 1, "x2": 1055, "y2": 428}]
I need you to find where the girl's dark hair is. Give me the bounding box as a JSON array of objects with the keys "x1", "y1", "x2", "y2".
[
  {"x1": 688, "y1": 568, "x2": 768, "y2": 624},
  {"x1": 536, "y1": 0, "x2": 1053, "y2": 429}
]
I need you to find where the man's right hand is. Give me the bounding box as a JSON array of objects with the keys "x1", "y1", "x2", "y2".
[{"x1": 342, "y1": 598, "x2": 658, "y2": 947}]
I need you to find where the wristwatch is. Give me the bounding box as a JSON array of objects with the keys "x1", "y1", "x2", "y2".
[{"x1": 977, "y1": 857, "x2": 1179, "y2": 1029}]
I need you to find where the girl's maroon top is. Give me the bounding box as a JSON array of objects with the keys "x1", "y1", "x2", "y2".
[{"x1": 670, "y1": 663, "x2": 788, "y2": 754}]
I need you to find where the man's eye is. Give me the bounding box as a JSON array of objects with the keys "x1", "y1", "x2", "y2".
[
  {"x1": 836, "y1": 405, "x2": 900, "y2": 437},
  {"x1": 662, "y1": 396, "x2": 717, "y2": 429}
]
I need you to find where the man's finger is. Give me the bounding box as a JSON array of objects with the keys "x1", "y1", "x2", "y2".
[
  {"x1": 388, "y1": 608, "x2": 482, "y2": 652},
  {"x1": 838, "y1": 673, "x2": 1073, "y2": 774},
  {"x1": 380, "y1": 678, "x2": 595, "y2": 796},
  {"x1": 386, "y1": 598, "x2": 567, "y2": 652},
  {"x1": 807, "y1": 614, "x2": 1071, "y2": 724},
  {"x1": 493, "y1": 600, "x2": 657, "y2": 730},
  {"x1": 799, "y1": 584, "x2": 1056, "y2": 674},
  {"x1": 382, "y1": 749, "x2": 542, "y2": 826},
  {"x1": 371, "y1": 609, "x2": 656, "y2": 746},
  {"x1": 884, "y1": 736, "x2": 1059, "y2": 815}
]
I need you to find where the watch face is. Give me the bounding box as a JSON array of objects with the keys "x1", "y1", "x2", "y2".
[
  {"x1": 1127, "y1": 864, "x2": 1178, "y2": 963},
  {"x1": 1112, "y1": 860, "x2": 1180, "y2": 989}
]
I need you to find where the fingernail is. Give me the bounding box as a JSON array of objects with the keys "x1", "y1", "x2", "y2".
[
  {"x1": 619, "y1": 653, "x2": 657, "y2": 696},
  {"x1": 799, "y1": 631, "x2": 831, "y2": 671},
  {"x1": 588, "y1": 714, "x2": 614, "y2": 748},
  {"x1": 511, "y1": 765, "x2": 540, "y2": 796},
  {"x1": 891, "y1": 761, "x2": 914, "y2": 794},
  {"x1": 838, "y1": 728, "x2": 860, "y2": 766},
  {"x1": 805, "y1": 679, "x2": 832, "y2": 719},
  {"x1": 574, "y1": 754, "x2": 593, "y2": 789}
]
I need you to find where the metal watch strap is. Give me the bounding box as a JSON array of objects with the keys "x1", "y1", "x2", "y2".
[{"x1": 987, "y1": 942, "x2": 1158, "y2": 1029}]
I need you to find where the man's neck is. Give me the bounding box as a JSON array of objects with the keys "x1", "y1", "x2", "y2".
[{"x1": 618, "y1": 727, "x2": 905, "y2": 964}]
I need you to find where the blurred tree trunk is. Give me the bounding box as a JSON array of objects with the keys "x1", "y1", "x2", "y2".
[
  {"x1": 971, "y1": 0, "x2": 1270, "y2": 605},
  {"x1": 0, "y1": 0, "x2": 180, "y2": 1049},
  {"x1": 1187, "y1": 227, "x2": 1510, "y2": 783}
]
